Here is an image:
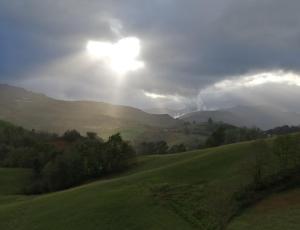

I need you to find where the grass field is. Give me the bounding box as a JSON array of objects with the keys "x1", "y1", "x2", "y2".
[
  {"x1": 0, "y1": 168, "x2": 32, "y2": 195},
  {"x1": 228, "y1": 188, "x2": 300, "y2": 230},
  {"x1": 0, "y1": 168, "x2": 32, "y2": 206},
  {"x1": 0, "y1": 140, "x2": 298, "y2": 229}
]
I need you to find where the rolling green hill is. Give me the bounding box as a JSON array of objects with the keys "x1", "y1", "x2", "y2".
[{"x1": 1, "y1": 138, "x2": 299, "y2": 230}]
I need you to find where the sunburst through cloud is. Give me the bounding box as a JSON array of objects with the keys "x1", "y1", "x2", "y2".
[{"x1": 86, "y1": 37, "x2": 145, "y2": 75}]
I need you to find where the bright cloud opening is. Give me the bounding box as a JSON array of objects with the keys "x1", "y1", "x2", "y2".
[
  {"x1": 211, "y1": 70, "x2": 300, "y2": 91},
  {"x1": 86, "y1": 37, "x2": 145, "y2": 74},
  {"x1": 144, "y1": 92, "x2": 167, "y2": 99},
  {"x1": 197, "y1": 70, "x2": 300, "y2": 111},
  {"x1": 143, "y1": 91, "x2": 184, "y2": 103}
]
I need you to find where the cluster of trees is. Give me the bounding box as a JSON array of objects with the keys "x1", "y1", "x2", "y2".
[
  {"x1": 0, "y1": 122, "x2": 136, "y2": 193},
  {"x1": 250, "y1": 134, "x2": 300, "y2": 187},
  {"x1": 136, "y1": 141, "x2": 186, "y2": 155},
  {"x1": 30, "y1": 132, "x2": 136, "y2": 193},
  {"x1": 205, "y1": 125, "x2": 265, "y2": 147},
  {"x1": 136, "y1": 121, "x2": 265, "y2": 155},
  {"x1": 265, "y1": 125, "x2": 300, "y2": 136},
  {"x1": 0, "y1": 122, "x2": 57, "y2": 168}
]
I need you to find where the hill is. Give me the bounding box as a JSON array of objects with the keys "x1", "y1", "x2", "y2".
[
  {"x1": 0, "y1": 136, "x2": 299, "y2": 229},
  {"x1": 180, "y1": 105, "x2": 300, "y2": 130},
  {"x1": 228, "y1": 188, "x2": 300, "y2": 230},
  {"x1": 0, "y1": 84, "x2": 180, "y2": 139}
]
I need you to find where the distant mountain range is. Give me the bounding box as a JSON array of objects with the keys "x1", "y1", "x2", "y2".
[
  {"x1": 180, "y1": 105, "x2": 300, "y2": 130},
  {"x1": 1, "y1": 83, "x2": 300, "y2": 139},
  {"x1": 145, "y1": 107, "x2": 192, "y2": 118},
  {"x1": 0, "y1": 84, "x2": 180, "y2": 138}
]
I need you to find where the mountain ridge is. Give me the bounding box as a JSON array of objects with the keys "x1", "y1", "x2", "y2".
[
  {"x1": 180, "y1": 105, "x2": 300, "y2": 130},
  {"x1": 0, "y1": 84, "x2": 180, "y2": 138}
]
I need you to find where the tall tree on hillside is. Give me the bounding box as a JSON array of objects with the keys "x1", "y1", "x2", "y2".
[
  {"x1": 206, "y1": 126, "x2": 226, "y2": 147},
  {"x1": 273, "y1": 135, "x2": 293, "y2": 173},
  {"x1": 250, "y1": 140, "x2": 271, "y2": 187}
]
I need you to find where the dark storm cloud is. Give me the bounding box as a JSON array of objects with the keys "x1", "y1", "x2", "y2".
[
  {"x1": 1, "y1": 0, "x2": 300, "y2": 109},
  {"x1": 199, "y1": 0, "x2": 300, "y2": 76},
  {"x1": 0, "y1": 0, "x2": 114, "y2": 77}
]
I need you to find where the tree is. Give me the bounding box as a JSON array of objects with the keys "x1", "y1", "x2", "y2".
[
  {"x1": 273, "y1": 135, "x2": 293, "y2": 173},
  {"x1": 62, "y1": 130, "x2": 82, "y2": 142},
  {"x1": 137, "y1": 141, "x2": 169, "y2": 155},
  {"x1": 169, "y1": 144, "x2": 186, "y2": 154},
  {"x1": 273, "y1": 134, "x2": 300, "y2": 173},
  {"x1": 206, "y1": 126, "x2": 225, "y2": 147},
  {"x1": 103, "y1": 133, "x2": 136, "y2": 172},
  {"x1": 288, "y1": 134, "x2": 300, "y2": 169},
  {"x1": 86, "y1": 132, "x2": 98, "y2": 140},
  {"x1": 33, "y1": 157, "x2": 42, "y2": 175},
  {"x1": 42, "y1": 151, "x2": 85, "y2": 191},
  {"x1": 75, "y1": 139, "x2": 104, "y2": 177},
  {"x1": 250, "y1": 140, "x2": 270, "y2": 187},
  {"x1": 155, "y1": 141, "x2": 169, "y2": 154}
]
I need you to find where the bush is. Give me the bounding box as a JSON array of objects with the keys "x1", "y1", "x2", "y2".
[
  {"x1": 168, "y1": 144, "x2": 186, "y2": 154},
  {"x1": 137, "y1": 141, "x2": 169, "y2": 155}
]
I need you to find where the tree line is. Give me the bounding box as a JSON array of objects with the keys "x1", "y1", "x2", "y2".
[
  {"x1": 205, "y1": 124, "x2": 265, "y2": 147},
  {"x1": 136, "y1": 141, "x2": 187, "y2": 155},
  {"x1": 0, "y1": 121, "x2": 136, "y2": 193},
  {"x1": 136, "y1": 121, "x2": 266, "y2": 155}
]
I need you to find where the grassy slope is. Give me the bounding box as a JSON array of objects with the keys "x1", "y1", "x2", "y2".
[
  {"x1": 0, "y1": 168, "x2": 32, "y2": 205},
  {"x1": 0, "y1": 168, "x2": 32, "y2": 195},
  {"x1": 0, "y1": 140, "x2": 298, "y2": 229},
  {"x1": 227, "y1": 188, "x2": 300, "y2": 230}
]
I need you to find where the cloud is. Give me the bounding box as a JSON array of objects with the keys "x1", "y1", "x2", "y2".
[
  {"x1": 211, "y1": 70, "x2": 300, "y2": 91},
  {"x1": 198, "y1": 70, "x2": 300, "y2": 111},
  {"x1": 144, "y1": 92, "x2": 168, "y2": 99},
  {"x1": 143, "y1": 91, "x2": 183, "y2": 102},
  {"x1": 1, "y1": 0, "x2": 300, "y2": 111}
]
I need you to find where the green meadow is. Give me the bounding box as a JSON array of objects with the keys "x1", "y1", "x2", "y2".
[{"x1": 0, "y1": 139, "x2": 299, "y2": 230}]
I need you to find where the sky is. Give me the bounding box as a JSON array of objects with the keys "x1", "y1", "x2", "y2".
[{"x1": 1, "y1": 0, "x2": 300, "y2": 112}]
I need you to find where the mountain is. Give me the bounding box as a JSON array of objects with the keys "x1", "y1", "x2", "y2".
[
  {"x1": 180, "y1": 105, "x2": 300, "y2": 130},
  {"x1": 0, "y1": 84, "x2": 180, "y2": 138},
  {"x1": 145, "y1": 107, "x2": 195, "y2": 118}
]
